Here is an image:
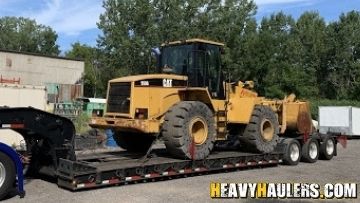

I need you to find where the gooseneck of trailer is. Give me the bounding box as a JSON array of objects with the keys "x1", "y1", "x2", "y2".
[{"x1": 0, "y1": 107, "x2": 76, "y2": 177}]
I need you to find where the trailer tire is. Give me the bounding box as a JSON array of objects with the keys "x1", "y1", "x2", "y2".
[
  {"x1": 282, "y1": 139, "x2": 301, "y2": 165},
  {"x1": 0, "y1": 152, "x2": 16, "y2": 200},
  {"x1": 240, "y1": 105, "x2": 279, "y2": 153},
  {"x1": 162, "y1": 101, "x2": 216, "y2": 160},
  {"x1": 113, "y1": 132, "x2": 154, "y2": 153},
  {"x1": 319, "y1": 137, "x2": 335, "y2": 160},
  {"x1": 301, "y1": 138, "x2": 319, "y2": 163}
]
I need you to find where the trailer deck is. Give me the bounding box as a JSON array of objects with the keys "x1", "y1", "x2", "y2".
[{"x1": 57, "y1": 148, "x2": 281, "y2": 190}]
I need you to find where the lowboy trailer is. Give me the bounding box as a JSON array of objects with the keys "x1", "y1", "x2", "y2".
[{"x1": 0, "y1": 107, "x2": 339, "y2": 196}]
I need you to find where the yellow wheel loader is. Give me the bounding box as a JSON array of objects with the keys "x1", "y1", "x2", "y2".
[{"x1": 90, "y1": 39, "x2": 313, "y2": 160}]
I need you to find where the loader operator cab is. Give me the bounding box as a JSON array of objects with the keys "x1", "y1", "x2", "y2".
[{"x1": 157, "y1": 39, "x2": 225, "y2": 99}]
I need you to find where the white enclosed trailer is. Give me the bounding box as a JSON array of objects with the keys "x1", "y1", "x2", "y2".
[
  {"x1": 0, "y1": 83, "x2": 47, "y2": 147},
  {"x1": 0, "y1": 83, "x2": 47, "y2": 109},
  {"x1": 319, "y1": 106, "x2": 360, "y2": 137}
]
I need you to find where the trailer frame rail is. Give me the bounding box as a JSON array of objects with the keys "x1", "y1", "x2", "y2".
[{"x1": 57, "y1": 150, "x2": 281, "y2": 190}]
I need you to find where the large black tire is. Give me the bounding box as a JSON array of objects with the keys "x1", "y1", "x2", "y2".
[
  {"x1": 113, "y1": 132, "x2": 154, "y2": 153},
  {"x1": 319, "y1": 137, "x2": 335, "y2": 160},
  {"x1": 301, "y1": 138, "x2": 319, "y2": 163},
  {"x1": 282, "y1": 138, "x2": 301, "y2": 165},
  {"x1": 162, "y1": 101, "x2": 216, "y2": 160},
  {"x1": 239, "y1": 105, "x2": 279, "y2": 153},
  {"x1": 0, "y1": 152, "x2": 16, "y2": 200}
]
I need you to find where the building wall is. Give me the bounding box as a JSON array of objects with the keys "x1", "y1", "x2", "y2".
[
  {"x1": 0, "y1": 50, "x2": 84, "y2": 86},
  {"x1": 0, "y1": 50, "x2": 85, "y2": 102}
]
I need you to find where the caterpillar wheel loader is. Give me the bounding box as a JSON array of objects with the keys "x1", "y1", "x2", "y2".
[{"x1": 90, "y1": 38, "x2": 313, "y2": 160}]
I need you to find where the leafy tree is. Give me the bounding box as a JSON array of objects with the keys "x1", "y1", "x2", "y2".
[
  {"x1": 96, "y1": 0, "x2": 360, "y2": 103},
  {"x1": 97, "y1": 0, "x2": 257, "y2": 80},
  {"x1": 0, "y1": 17, "x2": 60, "y2": 55},
  {"x1": 66, "y1": 42, "x2": 105, "y2": 97},
  {"x1": 324, "y1": 11, "x2": 360, "y2": 100},
  {"x1": 291, "y1": 12, "x2": 327, "y2": 98},
  {"x1": 250, "y1": 12, "x2": 296, "y2": 98}
]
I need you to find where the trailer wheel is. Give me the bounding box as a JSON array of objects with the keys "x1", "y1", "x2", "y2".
[
  {"x1": 162, "y1": 101, "x2": 216, "y2": 160},
  {"x1": 113, "y1": 132, "x2": 154, "y2": 153},
  {"x1": 301, "y1": 138, "x2": 319, "y2": 163},
  {"x1": 319, "y1": 137, "x2": 335, "y2": 160},
  {"x1": 240, "y1": 105, "x2": 279, "y2": 153},
  {"x1": 282, "y1": 139, "x2": 301, "y2": 165},
  {"x1": 0, "y1": 152, "x2": 16, "y2": 200}
]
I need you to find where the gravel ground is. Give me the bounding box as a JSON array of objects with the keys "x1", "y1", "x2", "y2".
[{"x1": 3, "y1": 140, "x2": 359, "y2": 203}]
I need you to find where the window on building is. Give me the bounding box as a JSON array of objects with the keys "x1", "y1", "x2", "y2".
[{"x1": 6, "y1": 58, "x2": 12, "y2": 67}]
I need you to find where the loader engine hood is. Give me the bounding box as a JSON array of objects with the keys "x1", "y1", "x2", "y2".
[
  {"x1": 105, "y1": 74, "x2": 188, "y2": 115},
  {"x1": 109, "y1": 74, "x2": 188, "y2": 87}
]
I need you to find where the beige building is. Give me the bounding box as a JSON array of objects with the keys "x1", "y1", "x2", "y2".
[
  {"x1": 0, "y1": 49, "x2": 84, "y2": 85},
  {"x1": 0, "y1": 49, "x2": 85, "y2": 102}
]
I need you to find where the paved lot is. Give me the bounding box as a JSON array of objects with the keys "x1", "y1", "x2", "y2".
[{"x1": 4, "y1": 140, "x2": 360, "y2": 203}]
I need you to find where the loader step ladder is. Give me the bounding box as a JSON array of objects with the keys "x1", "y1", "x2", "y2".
[{"x1": 216, "y1": 110, "x2": 227, "y2": 139}]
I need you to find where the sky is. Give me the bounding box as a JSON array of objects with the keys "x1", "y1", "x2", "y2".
[{"x1": 0, "y1": 0, "x2": 359, "y2": 53}]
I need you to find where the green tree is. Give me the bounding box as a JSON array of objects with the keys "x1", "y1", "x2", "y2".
[
  {"x1": 324, "y1": 11, "x2": 360, "y2": 100},
  {"x1": 97, "y1": 0, "x2": 257, "y2": 81},
  {"x1": 291, "y1": 11, "x2": 327, "y2": 98},
  {"x1": 96, "y1": 1, "x2": 360, "y2": 103},
  {"x1": 66, "y1": 42, "x2": 105, "y2": 97},
  {"x1": 199, "y1": 0, "x2": 258, "y2": 79},
  {"x1": 0, "y1": 17, "x2": 60, "y2": 55},
  {"x1": 249, "y1": 12, "x2": 296, "y2": 98}
]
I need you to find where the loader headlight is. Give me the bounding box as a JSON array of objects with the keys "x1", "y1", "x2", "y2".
[{"x1": 135, "y1": 108, "x2": 148, "y2": 119}]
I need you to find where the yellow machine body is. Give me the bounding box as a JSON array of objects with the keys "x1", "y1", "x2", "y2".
[
  {"x1": 90, "y1": 76, "x2": 313, "y2": 139},
  {"x1": 90, "y1": 38, "x2": 314, "y2": 149}
]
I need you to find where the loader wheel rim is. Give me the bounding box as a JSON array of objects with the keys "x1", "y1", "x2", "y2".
[
  {"x1": 189, "y1": 117, "x2": 208, "y2": 145},
  {"x1": 326, "y1": 139, "x2": 334, "y2": 155},
  {"x1": 260, "y1": 119, "x2": 274, "y2": 142},
  {"x1": 0, "y1": 162, "x2": 5, "y2": 187},
  {"x1": 309, "y1": 142, "x2": 318, "y2": 159},
  {"x1": 290, "y1": 143, "x2": 300, "y2": 162}
]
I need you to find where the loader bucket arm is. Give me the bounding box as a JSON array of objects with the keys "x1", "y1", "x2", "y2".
[{"x1": 281, "y1": 101, "x2": 313, "y2": 135}]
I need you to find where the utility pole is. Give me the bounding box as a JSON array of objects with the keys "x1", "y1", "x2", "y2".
[{"x1": 92, "y1": 60, "x2": 100, "y2": 98}]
